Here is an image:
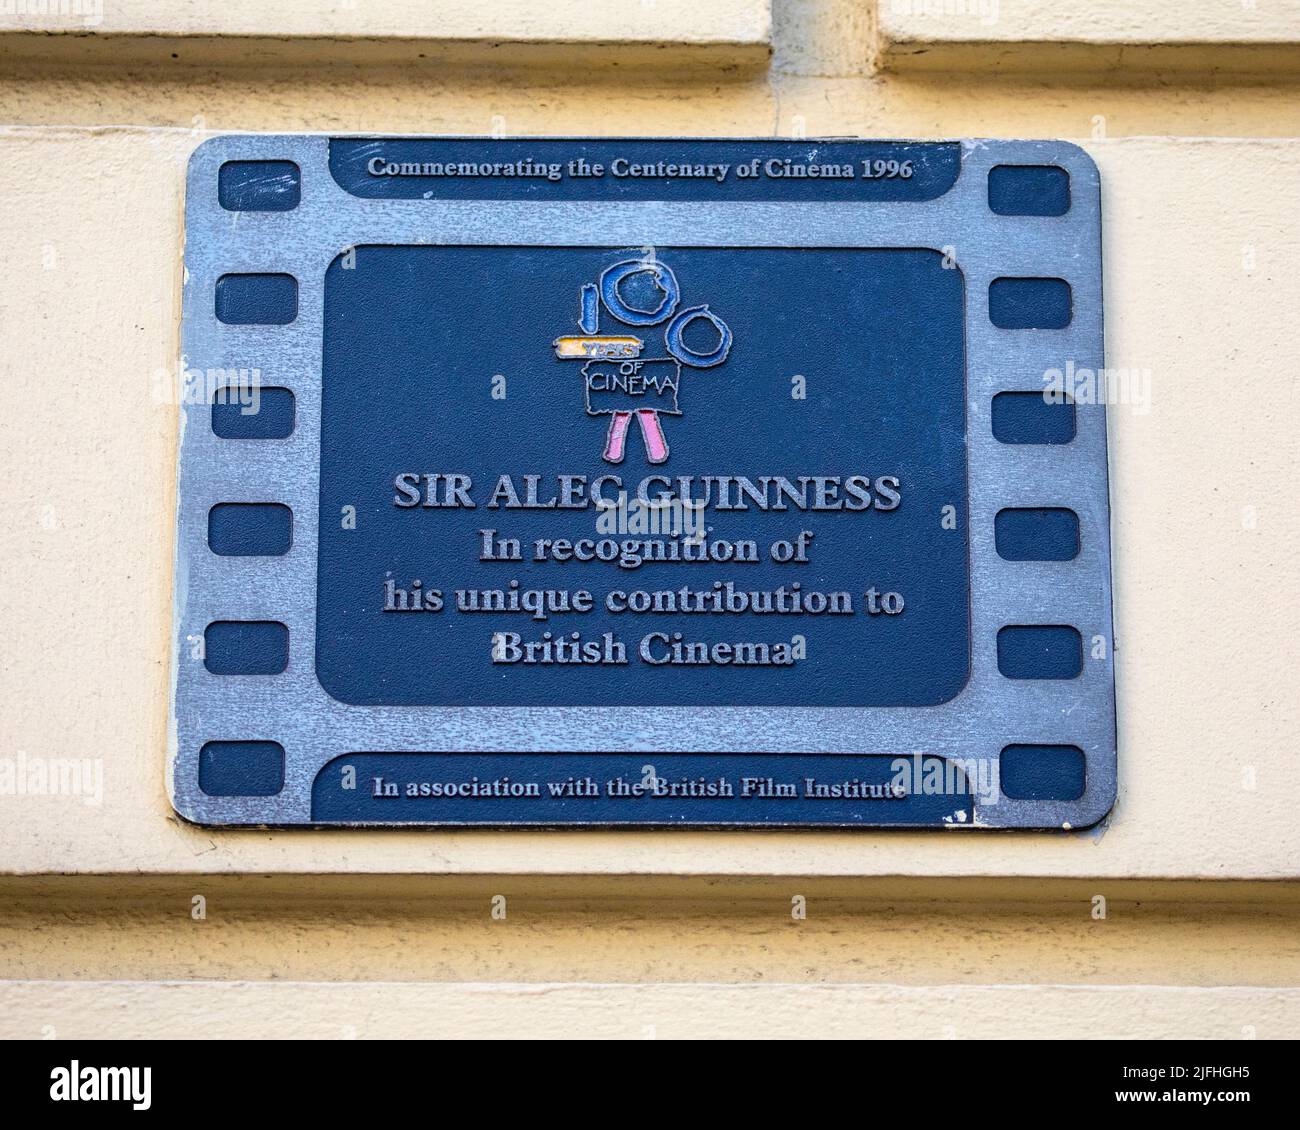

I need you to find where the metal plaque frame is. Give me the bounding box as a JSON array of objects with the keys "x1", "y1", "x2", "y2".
[{"x1": 170, "y1": 135, "x2": 1115, "y2": 830}]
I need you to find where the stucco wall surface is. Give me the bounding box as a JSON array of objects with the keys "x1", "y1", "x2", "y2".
[
  {"x1": 4, "y1": 980, "x2": 1296, "y2": 1040},
  {"x1": 876, "y1": 0, "x2": 1300, "y2": 73},
  {"x1": 0, "y1": 0, "x2": 1297, "y2": 1039},
  {"x1": 0, "y1": 128, "x2": 1296, "y2": 878},
  {"x1": 0, "y1": 0, "x2": 772, "y2": 45}
]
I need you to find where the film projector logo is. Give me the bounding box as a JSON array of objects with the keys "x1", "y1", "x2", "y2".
[{"x1": 553, "y1": 256, "x2": 733, "y2": 464}]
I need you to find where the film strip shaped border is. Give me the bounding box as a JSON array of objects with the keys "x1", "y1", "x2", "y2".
[
  {"x1": 172, "y1": 134, "x2": 328, "y2": 822},
  {"x1": 170, "y1": 135, "x2": 1114, "y2": 829},
  {"x1": 957, "y1": 140, "x2": 1114, "y2": 829}
]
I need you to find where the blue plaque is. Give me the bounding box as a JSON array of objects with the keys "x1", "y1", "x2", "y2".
[{"x1": 171, "y1": 137, "x2": 1115, "y2": 830}]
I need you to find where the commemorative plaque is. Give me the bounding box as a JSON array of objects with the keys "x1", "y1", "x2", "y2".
[{"x1": 170, "y1": 136, "x2": 1115, "y2": 829}]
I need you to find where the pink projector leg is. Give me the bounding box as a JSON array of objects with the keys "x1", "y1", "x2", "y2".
[
  {"x1": 603, "y1": 411, "x2": 633, "y2": 463},
  {"x1": 636, "y1": 409, "x2": 669, "y2": 464}
]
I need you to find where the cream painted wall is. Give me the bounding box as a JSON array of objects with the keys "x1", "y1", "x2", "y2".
[
  {"x1": 0, "y1": 0, "x2": 1297, "y2": 1037},
  {"x1": 8, "y1": 982, "x2": 1298, "y2": 1040},
  {"x1": 0, "y1": 0, "x2": 771, "y2": 43},
  {"x1": 0, "y1": 132, "x2": 1296, "y2": 880},
  {"x1": 876, "y1": 0, "x2": 1300, "y2": 73}
]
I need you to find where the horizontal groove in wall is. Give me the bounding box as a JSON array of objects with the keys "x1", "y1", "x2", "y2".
[
  {"x1": 0, "y1": 33, "x2": 773, "y2": 73},
  {"x1": 1, "y1": 877, "x2": 1297, "y2": 989},
  {"x1": 874, "y1": 40, "x2": 1300, "y2": 78}
]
